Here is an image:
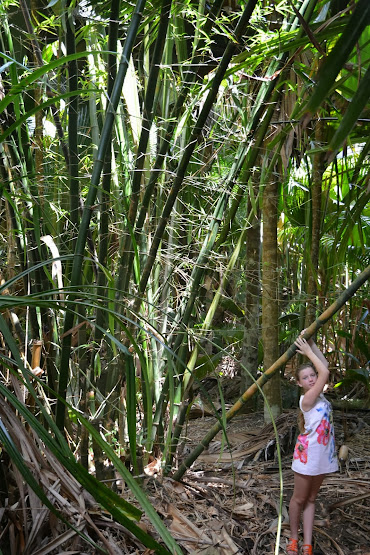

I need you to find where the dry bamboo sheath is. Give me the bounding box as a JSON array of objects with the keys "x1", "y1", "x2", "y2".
[{"x1": 173, "y1": 264, "x2": 370, "y2": 481}]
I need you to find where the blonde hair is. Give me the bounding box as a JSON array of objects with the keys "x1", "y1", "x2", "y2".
[
  {"x1": 297, "y1": 411, "x2": 305, "y2": 434},
  {"x1": 295, "y1": 361, "x2": 316, "y2": 381},
  {"x1": 295, "y1": 362, "x2": 317, "y2": 434}
]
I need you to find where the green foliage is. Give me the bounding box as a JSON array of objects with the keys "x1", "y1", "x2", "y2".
[
  {"x1": 335, "y1": 368, "x2": 370, "y2": 396},
  {"x1": 0, "y1": 0, "x2": 369, "y2": 551}
]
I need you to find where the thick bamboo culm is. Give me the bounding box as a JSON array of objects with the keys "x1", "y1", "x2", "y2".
[{"x1": 31, "y1": 340, "x2": 43, "y2": 374}]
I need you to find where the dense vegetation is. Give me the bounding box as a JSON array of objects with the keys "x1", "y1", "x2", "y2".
[{"x1": 0, "y1": 0, "x2": 369, "y2": 552}]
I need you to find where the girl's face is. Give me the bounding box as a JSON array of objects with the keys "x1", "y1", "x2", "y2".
[{"x1": 297, "y1": 366, "x2": 317, "y2": 392}]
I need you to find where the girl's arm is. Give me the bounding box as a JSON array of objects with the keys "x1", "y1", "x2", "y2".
[
  {"x1": 300, "y1": 329, "x2": 328, "y2": 368},
  {"x1": 295, "y1": 337, "x2": 329, "y2": 411}
]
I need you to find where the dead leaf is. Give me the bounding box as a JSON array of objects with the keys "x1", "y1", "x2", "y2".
[{"x1": 232, "y1": 502, "x2": 254, "y2": 517}]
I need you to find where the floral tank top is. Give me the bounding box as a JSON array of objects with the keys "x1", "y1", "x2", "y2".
[{"x1": 292, "y1": 393, "x2": 338, "y2": 476}]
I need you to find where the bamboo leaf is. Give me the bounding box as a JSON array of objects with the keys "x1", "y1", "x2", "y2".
[
  {"x1": 0, "y1": 60, "x2": 14, "y2": 73},
  {"x1": 303, "y1": 0, "x2": 370, "y2": 117},
  {"x1": 0, "y1": 90, "x2": 97, "y2": 143},
  {"x1": 327, "y1": 65, "x2": 370, "y2": 157},
  {"x1": 0, "y1": 51, "x2": 110, "y2": 114},
  {"x1": 0, "y1": 414, "x2": 102, "y2": 553},
  {"x1": 122, "y1": 54, "x2": 142, "y2": 144},
  {"x1": 0, "y1": 382, "x2": 171, "y2": 553},
  {"x1": 73, "y1": 410, "x2": 181, "y2": 555}
]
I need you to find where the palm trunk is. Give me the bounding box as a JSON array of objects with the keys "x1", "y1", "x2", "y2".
[
  {"x1": 240, "y1": 189, "x2": 261, "y2": 407},
  {"x1": 305, "y1": 120, "x2": 326, "y2": 326},
  {"x1": 262, "y1": 171, "x2": 282, "y2": 423}
]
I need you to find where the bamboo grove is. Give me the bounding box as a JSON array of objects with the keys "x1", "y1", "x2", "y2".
[{"x1": 0, "y1": 0, "x2": 369, "y2": 552}]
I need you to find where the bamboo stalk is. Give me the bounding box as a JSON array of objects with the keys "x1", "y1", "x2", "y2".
[
  {"x1": 66, "y1": 0, "x2": 79, "y2": 236},
  {"x1": 93, "y1": 0, "x2": 120, "y2": 355},
  {"x1": 165, "y1": 214, "x2": 252, "y2": 471},
  {"x1": 117, "y1": 0, "x2": 225, "y2": 296},
  {"x1": 150, "y1": 91, "x2": 280, "y2": 440},
  {"x1": 117, "y1": 0, "x2": 173, "y2": 295},
  {"x1": 173, "y1": 265, "x2": 370, "y2": 480},
  {"x1": 130, "y1": 0, "x2": 261, "y2": 448},
  {"x1": 134, "y1": 0, "x2": 260, "y2": 311},
  {"x1": 88, "y1": 0, "x2": 121, "y2": 471},
  {"x1": 56, "y1": 0, "x2": 147, "y2": 431}
]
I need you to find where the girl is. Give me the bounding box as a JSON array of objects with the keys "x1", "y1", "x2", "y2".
[{"x1": 287, "y1": 334, "x2": 338, "y2": 555}]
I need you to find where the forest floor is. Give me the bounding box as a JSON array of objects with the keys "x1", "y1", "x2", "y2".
[
  {"x1": 4, "y1": 368, "x2": 369, "y2": 555},
  {"x1": 117, "y1": 371, "x2": 370, "y2": 555}
]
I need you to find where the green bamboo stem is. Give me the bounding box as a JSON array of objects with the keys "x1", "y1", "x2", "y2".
[
  {"x1": 56, "y1": 0, "x2": 147, "y2": 431},
  {"x1": 117, "y1": 0, "x2": 173, "y2": 295},
  {"x1": 139, "y1": 0, "x2": 261, "y2": 449},
  {"x1": 86, "y1": 0, "x2": 121, "y2": 469},
  {"x1": 169, "y1": 190, "x2": 231, "y2": 352},
  {"x1": 214, "y1": 87, "x2": 280, "y2": 249},
  {"x1": 117, "y1": 0, "x2": 225, "y2": 290},
  {"x1": 166, "y1": 89, "x2": 279, "y2": 362},
  {"x1": 134, "y1": 0, "x2": 260, "y2": 312},
  {"x1": 151, "y1": 73, "x2": 281, "y2": 445},
  {"x1": 165, "y1": 212, "x2": 253, "y2": 471},
  {"x1": 173, "y1": 265, "x2": 370, "y2": 480},
  {"x1": 94, "y1": 0, "x2": 120, "y2": 346},
  {"x1": 66, "y1": 0, "x2": 79, "y2": 235}
]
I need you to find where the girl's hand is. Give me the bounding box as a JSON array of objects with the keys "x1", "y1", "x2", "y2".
[
  {"x1": 300, "y1": 328, "x2": 314, "y2": 346},
  {"x1": 295, "y1": 336, "x2": 313, "y2": 356}
]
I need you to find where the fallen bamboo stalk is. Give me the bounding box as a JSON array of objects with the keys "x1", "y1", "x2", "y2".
[
  {"x1": 173, "y1": 265, "x2": 370, "y2": 480},
  {"x1": 328, "y1": 491, "x2": 370, "y2": 512}
]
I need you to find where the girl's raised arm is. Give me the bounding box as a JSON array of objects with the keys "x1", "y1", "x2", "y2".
[
  {"x1": 295, "y1": 336, "x2": 329, "y2": 411},
  {"x1": 300, "y1": 329, "x2": 329, "y2": 367}
]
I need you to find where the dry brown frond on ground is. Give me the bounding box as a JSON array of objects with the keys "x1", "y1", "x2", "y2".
[{"x1": 0, "y1": 402, "x2": 369, "y2": 554}]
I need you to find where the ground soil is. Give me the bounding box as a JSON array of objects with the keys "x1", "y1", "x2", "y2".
[
  {"x1": 131, "y1": 374, "x2": 370, "y2": 555},
  {"x1": 2, "y1": 373, "x2": 369, "y2": 555}
]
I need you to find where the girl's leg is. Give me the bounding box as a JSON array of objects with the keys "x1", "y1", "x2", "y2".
[
  {"x1": 302, "y1": 474, "x2": 325, "y2": 546},
  {"x1": 288, "y1": 473, "x2": 312, "y2": 550}
]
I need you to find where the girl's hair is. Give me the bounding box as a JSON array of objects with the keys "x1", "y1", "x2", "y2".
[
  {"x1": 295, "y1": 361, "x2": 317, "y2": 381},
  {"x1": 295, "y1": 362, "x2": 317, "y2": 434},
  {"x1": 297, "y1": 411, "x2": 305, "y2": 434}
]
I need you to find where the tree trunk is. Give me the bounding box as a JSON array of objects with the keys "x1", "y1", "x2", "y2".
[
  {"x1": 305, "y1": 120, "x2": 326, "y2": 327},
  {"x1": 240, "y1": 196, "x2": 261, "y2": 411},
  {"x1": 262, "y1": 176, "x2": 282, "y2": 423}
]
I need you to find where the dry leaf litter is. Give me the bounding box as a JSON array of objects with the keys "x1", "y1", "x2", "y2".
[{"x1": 0, "y1": 378, "x2": 369, "y2": 554}]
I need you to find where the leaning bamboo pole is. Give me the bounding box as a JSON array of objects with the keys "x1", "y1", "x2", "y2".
[{"x1": 173, "y1": 265, "x2": 370, "y2": 480}]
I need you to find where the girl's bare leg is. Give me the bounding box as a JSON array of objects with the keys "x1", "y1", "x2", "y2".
[
  {"x1": 289, "y1": 473, "x2": 312, "y2": 541},
  {"x1": 302, "y1": 474, "x2": 325, "y2": 546}
]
